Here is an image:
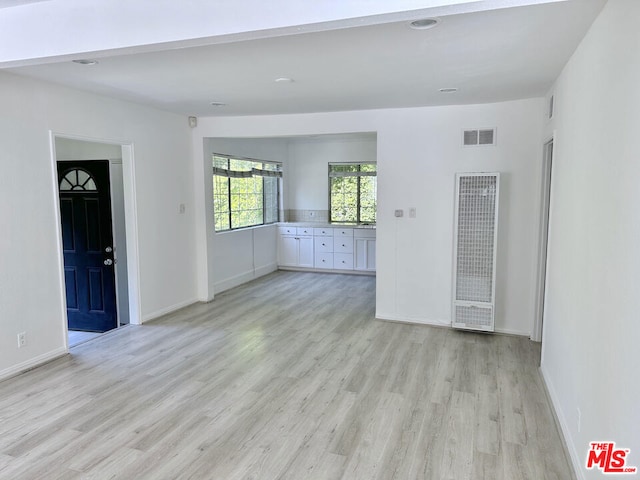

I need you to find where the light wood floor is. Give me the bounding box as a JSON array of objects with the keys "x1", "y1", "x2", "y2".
[{"x1": 0, "y1": 271, "x2": 573, "y2": 479}]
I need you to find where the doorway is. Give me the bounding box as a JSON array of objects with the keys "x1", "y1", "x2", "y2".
[
  {"x1": 53, "y1": 134, "x2": 140, "y2": 348},
  {"x1": 532, "y1": 139, "x2": 554, "y2": 345}
]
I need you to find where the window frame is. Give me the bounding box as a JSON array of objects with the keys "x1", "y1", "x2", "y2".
[
  {"x1": 213, "y1": 154, "x2": 282, "y2": 232},
  {"x1": 328, "y1": 162, "x2": 377, "y2": 225}
]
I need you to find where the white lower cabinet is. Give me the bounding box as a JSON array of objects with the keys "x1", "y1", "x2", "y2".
[
  {"x1": 355, "y1": 238, "x2": 376, "y2": 271},
  {"x1": 278, "y1": 225, "x2": 375, "y2": 273},
  {"x1": 298, "y1": 236, "x2": 314, "y2": 267},
  {"x1": 278, "y1": 228, "x2": 313, "y2": 267}
]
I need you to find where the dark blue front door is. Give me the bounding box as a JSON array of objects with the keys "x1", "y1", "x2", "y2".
[{"x1": 58, "y1": 160, "x2": 117, "y2": 333}]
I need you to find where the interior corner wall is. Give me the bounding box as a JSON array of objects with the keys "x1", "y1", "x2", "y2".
[
  {"x1": 195, "y1": 97, "x2": 545, "y2": 336},
  {"x1": 287, "y1": 136, "x2": 377, "y2": 212},
  {"x1": 540, "y1": 1, "x2": 640, "y2": 478},
  {"x1": 202, "y1": 137, "x2": 289, "y2": 294},
  {"x1": 0, "y1": 70, "x2": 197, "y2": 379}
]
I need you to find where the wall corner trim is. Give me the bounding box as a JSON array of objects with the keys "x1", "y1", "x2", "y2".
[{"x1": 540, "y1": 364, "x2": 584, "y2": 480}]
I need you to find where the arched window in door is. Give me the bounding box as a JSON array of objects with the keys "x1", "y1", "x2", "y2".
[{"x1": 59, "y1": 168, "x2": 98, "y2": 191}]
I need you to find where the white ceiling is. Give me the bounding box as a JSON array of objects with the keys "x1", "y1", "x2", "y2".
[{"x1": 2, "y1": 0, "x2": 606, "y2": 117}]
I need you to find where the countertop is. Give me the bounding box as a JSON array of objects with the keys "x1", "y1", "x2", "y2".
[{"x1": 278, "y1": 222, "x2": 376, "y2": 230}]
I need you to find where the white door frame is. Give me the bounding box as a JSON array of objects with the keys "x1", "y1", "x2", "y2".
[
  {"x1": 49, "y1": 132, "x2": 143, "y2": 350},
  {"x1": 532, "y1": 137, "x2": 554, "y2": 342}
]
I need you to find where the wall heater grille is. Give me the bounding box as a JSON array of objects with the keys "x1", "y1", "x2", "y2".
[{"x1": 452, "y1": 173, "x2": 500, "y2": 332}]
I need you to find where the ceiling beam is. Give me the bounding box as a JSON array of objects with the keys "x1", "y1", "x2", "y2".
[{"x1": 0, "y1": 0, "x2": 568, "y2": 67}]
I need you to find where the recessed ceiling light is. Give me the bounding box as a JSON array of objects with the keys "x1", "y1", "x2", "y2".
[
  {"x1": 409, "y1": 18, "x2": 439, "y2": 30},
  {"x1": 439, "y1": 87, "x2": 458, "y2": 93},
  {"x1": 72, "y1": 59, "x2": 98, "y2": 65},
  {"x1": 274, "y1": 77, "x2": 294, "y2": 83},
  {"x1": 210, "y1": 101, "x2": 227, "y2": 107}
]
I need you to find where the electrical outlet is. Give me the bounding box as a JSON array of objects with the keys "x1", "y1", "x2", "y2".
[
  {"x1": 577, "y1": 407, "x2": 581, "y2": 432},
  {"x1": 17, "y1": 332, "x2": 26, "y2": 348}
]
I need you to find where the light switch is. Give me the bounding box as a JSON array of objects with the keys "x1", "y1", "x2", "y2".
[
  {"x1": 409, "y1": 207, "x2": 416, "y2": 218},
  {"x1": 179, "y1": 203, "x2": 186, "y2": 214},
  {"x1": 395, "y1": 209, "x2": 404, "y2": 217}
]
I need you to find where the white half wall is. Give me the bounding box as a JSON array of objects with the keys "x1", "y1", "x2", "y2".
[
  {"x1": 0, "y1": 70, "x2": 197, "y2": 379},
  {"x1": 540, "y1": 1, "x2": 640, "y2": 478},
  {"x1": 193, "y1": 98, "x2": 545, "y2": 336}
]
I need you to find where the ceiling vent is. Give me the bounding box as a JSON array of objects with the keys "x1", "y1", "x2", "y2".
[{"x1": 463, "y1": 128, "x2": 496, "y2": 147}]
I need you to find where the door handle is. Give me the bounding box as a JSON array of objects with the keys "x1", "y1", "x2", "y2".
[{"x1": 104, "y1": 259, "x2": 113, "y2": 266}]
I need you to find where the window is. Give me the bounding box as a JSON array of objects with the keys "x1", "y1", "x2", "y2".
[
  {"x1": 59, "y1": 168, "x2": 97, "y2": 191},
  {"x1": 213, "y1": 155, "x2": 282, "y2": 232},
  {"x1": 329, "y1": 163, "x2": 377, "y2": 224}
]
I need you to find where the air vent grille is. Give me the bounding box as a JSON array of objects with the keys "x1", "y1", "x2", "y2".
[
  {"x1": 452, "y1": 172, "x2": 500, "y2": 332},
  {"x1": 455, "y1": 305, "x2": 493, "y2": 328},
  {"x1": 463, "y1": 128, "x2": 496, "y2": 146}
]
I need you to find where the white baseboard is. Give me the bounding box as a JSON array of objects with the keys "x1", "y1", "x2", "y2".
[
  {"x1": 375, "y1": 313, "x2": 451, "y2": 328},
  {"x1": 494, "y1": 326, "x2": 531, "y2": 337},
  {"x1": 255, "y1": 263, "x2": 278, "y2": 278},
  {"x1": 0, "y1": 347, "x2": 68, "y2": 382},
  {"x1": 278, "y1": 266, "x2": 375, "y2": 276},
  {"x1": 540, "y1": 364, "x2": 583, "y2": 480},
  {"x1": 214, "y1": 263, "x2": 278, "y2": 295},
  {"x1": 142, "y1": 297, "x2": 199, "y2": 323},
  {"x1": 376, "y1": 313, "x2": 530, "y2": 337}
]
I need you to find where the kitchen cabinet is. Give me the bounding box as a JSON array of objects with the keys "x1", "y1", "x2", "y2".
[
  {"x1": 355, "y1": 238, "x2": 376, "y2": 271},
  {"x1": 278, "y1": 225, "x2": 375, "y2": 274},
  {"x1": 277, "y1": 227, "x2": 313, "y2": 268}
]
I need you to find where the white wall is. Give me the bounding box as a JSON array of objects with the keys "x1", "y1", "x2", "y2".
[
  {"x1": 287, "y1": 135, "x2": 377, "y2": 211},
  {"x1": 540, "y1": 1, "x2": 640, "y2": 478},
  {"x1": 0, "y1": 70, "x2": 197, "y2": 379},
  {"x1": 193, "y1": 98, "x2": 544, "y2": 336}
]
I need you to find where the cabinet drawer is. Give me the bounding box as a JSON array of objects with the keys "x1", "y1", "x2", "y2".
[
  {"x1": 278, "y1": 226, "x2": 297, "y2": 235},
  {"x1": 334, "y1": 253, "x2": 354, "y2": 270},
  {"x1": 313, "y1": 227, "x2": 334, "y2": 236},
  {"x1": 334, "y1": 236, "x2": 354, "y2": 253},
  {"x1": 334, "y1": 228, "x2": 354, "y2": 237},
  {"x1": 296, "y1": 227, "x2": 313, "y2": 236},
  {"x1": 315, "y1": 252, "x2": 334, "y2": 269},
  {"x1": 315, "y1": 237, "x2": 333, "y2": 253}
]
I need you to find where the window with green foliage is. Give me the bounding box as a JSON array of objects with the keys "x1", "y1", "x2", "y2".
[
  {"x1": 213, "y1": 155, "x2": 282, "y2": 231},
  {"x1": 329, "y1": 163, "x2": 377, "y2": 224}
]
